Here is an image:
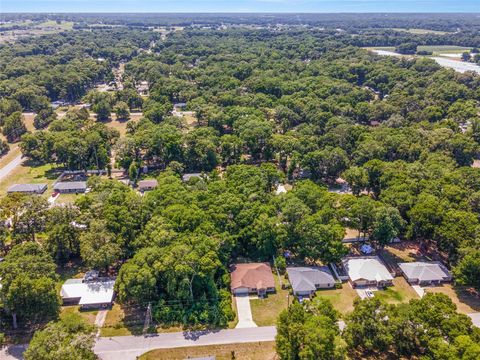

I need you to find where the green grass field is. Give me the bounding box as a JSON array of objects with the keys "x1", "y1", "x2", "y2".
[{"x1": 391, "y1": 28, "x2": 450, "y2": 35}]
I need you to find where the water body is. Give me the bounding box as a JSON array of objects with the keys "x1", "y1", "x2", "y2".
[{"x1": 371, "y1": 49, "x2": 480, "y2": 75}]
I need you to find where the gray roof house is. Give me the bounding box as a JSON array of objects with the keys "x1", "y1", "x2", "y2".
[
  {"x1": 287, "y1": 266, "x2": 335, "y2": 298},
  {"x1": 138, "y1": 179, "x2": 158, "y2": 192},
  {"x1": 7, "y1": 183, "x2": 47, "y2": 194},
  {"x1": 53, "y1": 181, "x2": 87, "y2": 193},
  {"x1": 398, "y1": 262, "x2": 452, "y2": 285}
]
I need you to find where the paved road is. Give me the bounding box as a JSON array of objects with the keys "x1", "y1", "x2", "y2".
[
  {"x1": 94, "y1": 326, "x2": 276, "y2": 360},
  {"x1": 234, "y1": 295, "x2": 257, "y2": 328},
  {"x1": 0, "y1": 154, "x2": 22, "y2": 183}
]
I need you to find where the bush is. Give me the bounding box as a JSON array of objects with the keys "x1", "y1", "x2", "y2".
[{"x1": 274, "y1": 255, "x2": 287, "y2": 274}]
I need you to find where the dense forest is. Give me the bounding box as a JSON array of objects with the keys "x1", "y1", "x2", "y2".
[{"x1": 1, "y1": 13, "x2": 480, "y2": 359}]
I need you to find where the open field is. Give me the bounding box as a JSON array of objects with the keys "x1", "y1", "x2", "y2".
[
  {"x1": 251, "y1": 273, "x2": 289, "y2": 326},
  {"x1": 425, "y1": 284, "x2": 480, "y2": 314},
  {"x1": 316, "y1": 283, "x2": 359, "y2": 315},
  {"x1": 391, "y1": 28, "x2": 450, "y2": 35},
  {"x1": 56, "y1": 192, "x2": 84, "y2": 205},
  {"x1": 139, "y1": 341, "x2": 277, "y2": 360},
  {"x1": 375, "y1": 277, "x2": 419, "y2": 305},
  {"x1": 95, "y1": 112, "x2": 143, "y2": 137}
]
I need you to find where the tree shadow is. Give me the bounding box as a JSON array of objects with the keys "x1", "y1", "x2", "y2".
[{"x1": 453, "y1": 286, "x2": 480, "y2": 312}]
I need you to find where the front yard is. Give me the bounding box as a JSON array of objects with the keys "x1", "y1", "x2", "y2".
[
  {"x1": 250, "y1": 273, "x2": 289, "y2": 326},
  {"x1": 425, "y1": 284, "x2": 480, "y2": 314},
  {"x1": 316, "y1": 284, "x2": 359, "y2": 316},
  {"x1": 374, "y1": 277, "x2": 419, "y2": 304},
  {"x1": 60, "y1": 306, "x2": 97, "y2": 326}
]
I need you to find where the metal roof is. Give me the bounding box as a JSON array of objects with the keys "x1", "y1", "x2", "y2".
[{"x1": 61, "y1": 278, "x2": 115, "y2": 305}]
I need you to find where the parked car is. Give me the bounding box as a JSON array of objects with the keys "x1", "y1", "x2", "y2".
[{"x1": 365, "y1": 290, "x2": 375, "y2": 298}]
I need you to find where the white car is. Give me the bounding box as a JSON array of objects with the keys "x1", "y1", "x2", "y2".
[{"x1": 365, "y1": 290, "x2": 375, "y2": 298}]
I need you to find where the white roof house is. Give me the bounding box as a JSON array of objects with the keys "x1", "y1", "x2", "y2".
[
  {"x1": 61, "y1": 278, "x2": 115, "y2": 308},
  {"x1": 398, "y1": 262, "x2": 452, "y2": 285},
  {"x1": 343, "y1": 256, "x2": 393, "y2": 287}
]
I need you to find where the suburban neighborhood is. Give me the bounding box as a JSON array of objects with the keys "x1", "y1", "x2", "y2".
[{"x1": 1, "y1": 8, "x2": 480, "y2": 360}]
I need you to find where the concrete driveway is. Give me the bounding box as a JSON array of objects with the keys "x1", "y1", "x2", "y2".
[{"x1": 234, "y1": 294, "x2": 257, "y2": 328}]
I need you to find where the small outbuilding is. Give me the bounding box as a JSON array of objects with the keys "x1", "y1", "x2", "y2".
[
  {"x1": 343, "y1": 256, "x2": 394, "y2": 288},
  {"x1": 7, "y1": 183, "x2": 48, "y2": 194},
  {"x1": 182, "y1": 173, "x2": 203, "y2": 182},
  {"x1": 138, "y1": 179, "x2": 158, "y2": 192},
  {"x1": 287, "y1": 266, "x2": 335, "y2": 298},
  {"x1": 398, "y1": 262, "x2": 452, "y2": 286},
  {"x1": 230, "y1": 263, "x2": 275, "y2": 297},
  {"x1": 53, "y1": 181, "x2": 87, "y2": 194}
]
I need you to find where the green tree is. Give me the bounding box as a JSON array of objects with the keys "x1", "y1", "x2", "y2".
[
  {"x1": 2, "y1": 111, "x2": 27, "y2": 142},
  {"x1": 453, "y1": 249, "x2": 480, "y2": 291},
  {"x1": 80, "y1": 221, "x2": 121, "y2": 272},
  {"x1": 24, "y1": 313, "x2": 97, "y2": 360},
  {"x1": 114, "y1": 101, "x2": 130, "y2": 121},
  {"x1": 93, "y1": 100, "x2": 111, "y2": 122}
]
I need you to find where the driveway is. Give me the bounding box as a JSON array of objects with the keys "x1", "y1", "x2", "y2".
[
  {"x1": 412, "y1": 285, "x2": 425, "y2": 298},
  {"x1": 356, "y1": 287, "x2": 377, "y2": 299},
  {"x1": 94, "y1": 326, "x2": 276, "y2": 360},
  {"x1": 0, "y1": 344, "x2": 27, "y2": 360},
  {"x1": 234, "y1": 294, "x2": 257, "y2": 328}
]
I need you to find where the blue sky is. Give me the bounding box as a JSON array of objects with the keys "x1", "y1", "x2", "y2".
[{"x1": 1, "y1": 1, "x2": 478, "y2": 13}]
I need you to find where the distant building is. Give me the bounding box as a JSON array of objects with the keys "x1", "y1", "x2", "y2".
[
  {"x1": 343, "y1": 256, "x2": 394, "y2": 288},
  {"x1": 398, "y1": 262, "x2": 452, "y2": 286},
  {"x1": 287, "y1": 266, "x2": 335, "y2": 298},
  {"x1": 275, "y1": 184, "x2": 287, "y2": 195},
  {"x1": 138, "y1": 179, "x2": 158, "y2": 192},
  {"x1": 230, "y1": 263, "x2": 275, "y2": 297},
  {"x1": 53, "y1": 181, "x2": 87, "y2": 194},
  {"x1": 182, "y1": 173, "x2": 203, "y2": 182},
  {"x1": 61, "y1": 274, "x2": 116, "y2": 309},
  {"x1": 136, "y1": 81, "x2": 149, "y2": 96},
  {"x1": 7, "y1": 183, "x2": 47, "y2": 195}
]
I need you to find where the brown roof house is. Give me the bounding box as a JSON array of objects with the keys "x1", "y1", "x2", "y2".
[{"x1": 230, "y1": 263, "x2": 275, "y2": 297}]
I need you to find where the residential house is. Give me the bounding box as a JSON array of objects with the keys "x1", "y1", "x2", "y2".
[
  {"x1": 398, "y1": 262, "x2": 452, "y2": 286},
  {"x1": 230, "y1": 263, "x2": 275, "y2": 297},
  {"x1": 61, "y1": 273, "x2": 116, "y2": 309},
  {"x1": 287, "y1": 266, "x2": 335, "y2": 298},
  {"x1": 7, "y1": 183, "x2": 47, "y2": 194},
  {"x1": 343, "y1": 256, "x2": 394, "y2": 288},
  {"x1": 138, "y1": 179, "x2": 158, "y2": 192},
  {"x1": 53, "y1": 181, "x2": 87, "y2": 194}
]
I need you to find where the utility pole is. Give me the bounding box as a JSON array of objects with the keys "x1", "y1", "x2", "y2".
[{"x1": 143, "y1": 302, "x2": 152, "y2": 335}]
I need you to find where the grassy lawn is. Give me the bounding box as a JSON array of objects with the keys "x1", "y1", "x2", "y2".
[
  {"x1": 425, "y1": 284, "x2": 480, "y2": 314},
  {"x1": 316, "y1": 284, "x2": 359, "y2": 316},
  {"x1": 100, "y1": 304, "x2": 148, "y2": 337},
  {"x1": 0, "y1": 162, "x2": 57, "y2": 195},
  {"x1": 374, "y1": 277, "x2": 419, "y2": 305},
  {"x1": 56, "y1": 192, "x2": 84, "y2": 205},
  {"x1": 228, "y1": 294, "x2": 239, "y2": 329},
  {"x1": 139, "y1": 341, "x2": 276, "y2": 360},
  {"x1": 250, "y1": 273, "x2": 289, "y2": 326},
  {"x1": 60, "y1": 306, "x2": 98, "y2": 326}
]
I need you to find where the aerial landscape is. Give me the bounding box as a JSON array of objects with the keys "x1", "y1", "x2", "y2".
[{"x1": 1, "y1": 1, "x2": 480, "y2": 359}]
